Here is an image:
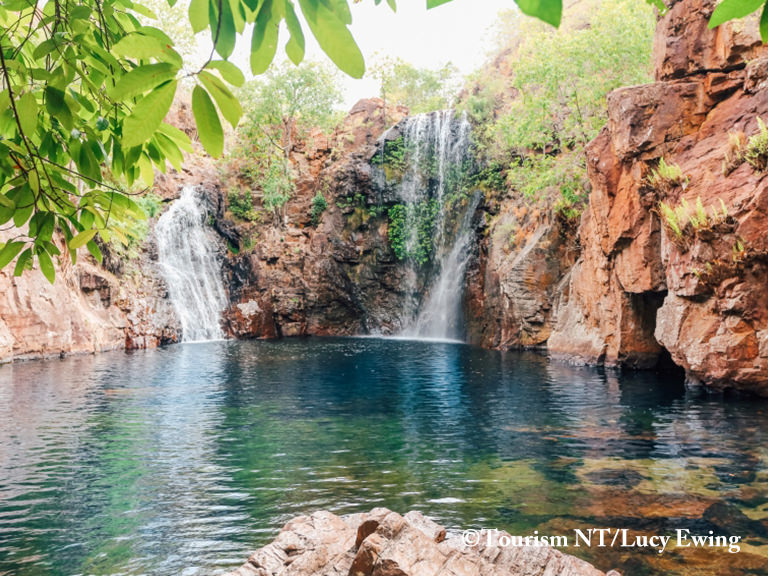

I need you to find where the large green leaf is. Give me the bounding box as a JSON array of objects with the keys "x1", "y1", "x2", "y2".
[
  {"x1": 189, "y1": 0, "x2": 210, "y2": 33},
  {"x1": 192, "y1": 85, "x2": 224, "y2": 157},
  {"x1": 761, "y1": 1, "x2": 768, "y2": 41},
  {"x1": 108, "y1": 63, "x2": 178, "y2": 101},
  {"x1": 251, "y1": 0, "x2": 281, "y2": 75},
  {"x1": 515, "y1": 0, "x2": 562, "y2": 27},
  {"x1": 44, "y1": 86, "x2": 73, "y2": 130},
  {"x1": 158, "y1": 122, "x2": 194, "y2": 152},
  {"x1": 198, "y1": 71, "x2": 242, "y2": 127},
  {"x1": 122, "y1": 80, "x2": 178, "y2": 148},
  {"x1": 13, "y1": 249, "x2": 32, "y2": 276},
  {"x1": 37, "y1": 249, "x2": 55, "y2": 284},
  {"x1": 68, "y1": 229, "x2": 98, "y2": 250},
  {"x1": 215, "y1": 0, "x2": 237, "y2": 59},
  {"x1": 298, "y1": 0, "x2": 365, "y2": 78},
  {"x1": 207, "y1": 60, "x2": 245, "y2": 86},
  {"x1": 0, "y1": 193, "x2": 15, "y2": 210},
  {"x1": 16, "y1": 92, "x2": 38, "y2": 137},
  {"x1": 0, "y1": 241, "x2": 25, "y2": 269},
  {"x1": 86, "y1": 240, "x2": 103, "y2": 264},
  {"x1": 328, "y1": 0, "x2": 352, "y2": 25},
  {"x1": 709, "y1": 0, "x2": 765, "y2": 27},
  {"x1": 426, "y1": 0, "x2": 451, "y2": 7},
  {"x1": 154, "y1": 132, "x2": 185, "y2": 171},
  {"x1": 112, "y1": 32, "x2": 183, "y2": 67},
  {"x1": 284, "y1": 0, "x2": 306, "y2": 65}
]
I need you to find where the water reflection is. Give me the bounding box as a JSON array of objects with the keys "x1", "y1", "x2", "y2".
[{"x1": 0, "y1": 338, "x2": 766, "y2": 576}]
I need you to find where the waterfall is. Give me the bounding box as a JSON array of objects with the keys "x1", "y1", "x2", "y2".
[
  {"x1": 408, "y1": 192, "x2": 481, "y2": 340},
  {"x1": 155, "y1": 186, "x2": 228, "y2": 342},
  {"x1": 375, "y1": 110, "x2": 478, "y2": 341}
]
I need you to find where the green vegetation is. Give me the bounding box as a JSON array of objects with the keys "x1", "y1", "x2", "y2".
[
  {"x1": 371, "y1": 135, "x2": 407, "y2": 180},
  {"x1": 723, "y1": 131, "x2": 748, "y2": 175},
  {"x1": 723, "y1": 119, "x2": 768, "y2": 174},
  {"x1": 371, "y1": 57, "x2": 458, "y2": 115},
  {"x1": 227, "y1": 62, "x2": 341, "y2": 221},
  {"x1": 658, "y1": 197, "x2": 729, "y2": 242},
  {"x1": 461, "y1": 0, "x2": 656, "y2": 217},
  {"x1": 310, "y1": 192, "x2": 328, "y2": 226},
  {"x1": 388, "y1": 200, "x2": 439, "y2": 265},
  {"x1": 337, "y1": 193, "x2": 367, "y2": 210},
  {"x1": 646, "y1": 157, "x2": 688, "y2": 194},
  {"x1": 744, "y1": 117, "x2": 768, "y2": 172},
  {"x1": 228, "y1": 188, "x2": 261, "y2": 222},
  {"x1": 106, "y1": 192, "x2": 163, "y2": 261},
  {"x1": 691, "y1": 237, "x2": 750, "y2": 287}
]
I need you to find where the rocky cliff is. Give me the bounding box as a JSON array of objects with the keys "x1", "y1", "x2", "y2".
[
  {"x1": 546, "y1": 0, "x2": 768, "y2": 394},
  {"x1": 221, "y1": 98, "x2": 415, "y2": 339},
  {"x1": 0, "y1": 231, "x2": 179, "y2": 363}
]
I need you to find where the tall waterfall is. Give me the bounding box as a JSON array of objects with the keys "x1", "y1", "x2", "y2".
[
  {"x1": 155, "y1": 186, "x2": 228, "y2": 342},
  {"x1": 376, "y1": 110, "x2": 478, "y2": 341}
]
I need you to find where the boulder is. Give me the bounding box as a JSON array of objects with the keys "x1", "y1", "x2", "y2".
[{"x1": 223, "y1": 509, "x2": 607, "y2": 576}]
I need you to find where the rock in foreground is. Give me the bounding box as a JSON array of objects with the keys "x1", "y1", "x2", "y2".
[{"x1": 224, "y1": 508, "x2": 606, "y2": 576}]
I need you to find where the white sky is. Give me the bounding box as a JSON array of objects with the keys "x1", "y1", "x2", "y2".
[{"x1": 219, "y1": 0, "x2": 514, "y2": 110}]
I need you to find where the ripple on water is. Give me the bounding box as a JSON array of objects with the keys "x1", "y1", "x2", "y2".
[{"x1": 0, "y1": 338, "x2": 767, "y2": 576}]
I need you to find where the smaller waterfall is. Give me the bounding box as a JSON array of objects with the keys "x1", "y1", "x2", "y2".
[
  {"x1": 375, "y1": 110, "x2": 478, "y2": 341},
  {"x1": 409, "y1": 192, "x2": 481, "y2": 340},
  {"x1": 156, "y1": 186, "x2": 228, "y2": 342}
]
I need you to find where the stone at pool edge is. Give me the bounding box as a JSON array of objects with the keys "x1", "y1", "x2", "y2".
[{"x1": 222, "y1": 508, "x2": 612, "y2": 576}]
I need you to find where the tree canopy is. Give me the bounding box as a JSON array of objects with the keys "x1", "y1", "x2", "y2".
[
  {"x1": 227, "y1": 61, "x2": 342, "y2": 220},
  {"x1": 0, "y1": 0, "x2": 763, "y2": 282},
  {"x1": 371, "y1": 56, "x2": 457, "y2": 114}
]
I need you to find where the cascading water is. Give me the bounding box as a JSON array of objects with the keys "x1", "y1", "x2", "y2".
[
  {"x1": 155, "y1": 186, "x2": 228, "y2": 342},
  {"x1": 375, "y1": 110, "x2": 478, "y2": 341}
]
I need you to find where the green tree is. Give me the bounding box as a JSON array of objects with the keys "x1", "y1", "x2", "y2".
[
  {"x1": 231, "y1": 61, "x2": 342, "y2": 221},
  {"x1": 371, "y1": 56, "x2": 458, "y2": 114},
  {"x1": 463, "y1": 0, "x2": 655, "y2": 216},
  {"x1": 239, "y1": 61, "x2": 343, "y2": 158}
]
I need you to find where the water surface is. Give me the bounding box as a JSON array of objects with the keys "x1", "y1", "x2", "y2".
[{"x1": 0, "y1": 338, "x2": 766, "y2": 575}]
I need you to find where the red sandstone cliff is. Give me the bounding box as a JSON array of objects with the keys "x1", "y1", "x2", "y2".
[{"x1": 548, "y1": 0, "x2": 768, "y2": 394}]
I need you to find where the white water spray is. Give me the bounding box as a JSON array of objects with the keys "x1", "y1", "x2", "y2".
[
  {"x1": 156, "y1": 186, "x2": 228, "y2": 342},
  {"x1": 380, "y1": 111, "x2": 477, "y2": 341}
]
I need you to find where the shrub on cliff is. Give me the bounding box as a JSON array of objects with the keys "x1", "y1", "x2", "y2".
[
  {"x1": 459, "y1": 0, "x2": 655, "y2": 217},
  {"x1": 224, "y1": 62, "x2": 342, "y2": 222}
]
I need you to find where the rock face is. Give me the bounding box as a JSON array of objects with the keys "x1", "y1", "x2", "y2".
[
  {"x1": 465, "y1": 198, "x2": 578, "y2": 350},
  {"x1": 0, "y1": 229, "x2": 180, "y2": 363},
  {"x1": 224, "y1": 509, "x2": 606, "y2": 576},
  {"x1": 222, "y1": 98, "x2": 413, "y2": 339},
  {"x1": 548, "y1": 0, "x2": 768, "y2": 393}
]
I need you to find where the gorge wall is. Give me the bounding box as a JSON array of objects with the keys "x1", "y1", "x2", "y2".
[{"x1": 547, "y1": 0, "x2": 768, "y2": 395}]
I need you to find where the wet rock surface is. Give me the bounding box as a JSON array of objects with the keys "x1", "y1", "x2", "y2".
[{"x1": 223, "y1": 509, "x2": 606, "y2": 576}]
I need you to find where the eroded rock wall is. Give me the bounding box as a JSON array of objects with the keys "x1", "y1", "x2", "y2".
[
  {"x1": 222, "y1": 99, "x2": 412, "y2": 338},
  {"x1": 0, "y1": 229, "x2": 179, "y2": 363},
  {"x1": 549, "y1": 0, "x2": 768, "y2": 393}
]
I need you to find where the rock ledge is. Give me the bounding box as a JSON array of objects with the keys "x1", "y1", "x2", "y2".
[{"x1": 224, "y1": 508, "x2": 607, "y2": 576}]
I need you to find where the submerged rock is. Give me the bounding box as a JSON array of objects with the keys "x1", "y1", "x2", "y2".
[{"x1": 223, "y1": 508, "x2": 607, "y2": 576}]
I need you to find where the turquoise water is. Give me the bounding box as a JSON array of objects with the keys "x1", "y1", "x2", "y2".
[{"x1": 0, "y1": 338, "x2": 766, "y2": 575}]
